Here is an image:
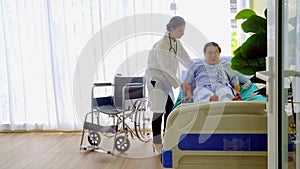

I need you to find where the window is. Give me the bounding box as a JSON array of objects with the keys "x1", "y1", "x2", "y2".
[{"x1": 0, "y1": 0, "x2": 247, "y2": 130}]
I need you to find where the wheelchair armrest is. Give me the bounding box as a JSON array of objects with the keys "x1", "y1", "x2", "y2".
[{"x1": 93, "y1": 82, "x2": 113, "y2": 87}]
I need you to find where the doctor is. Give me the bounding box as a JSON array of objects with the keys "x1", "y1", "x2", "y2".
[{"x1": 145, "y1": 16, "x2": 193, "y2": 153}]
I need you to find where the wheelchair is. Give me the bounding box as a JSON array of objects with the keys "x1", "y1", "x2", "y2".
[{"x1": 79, "y1": 76, "x2": 152, "y2": 154}]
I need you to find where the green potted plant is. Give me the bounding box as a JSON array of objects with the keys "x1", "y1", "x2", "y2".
[
  {"x1": 233, "y1": 9, "x2": 298, "y2": 135},
  {"x1": 231, "y1": 8, "x2": 267, "y2": 83}
]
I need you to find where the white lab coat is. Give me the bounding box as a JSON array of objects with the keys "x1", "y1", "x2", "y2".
[{"x1": 145, "y1": 33, "x2": 192, "y2": 113}]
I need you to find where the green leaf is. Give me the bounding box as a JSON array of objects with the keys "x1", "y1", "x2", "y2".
[
  {"x1": 240, "y1": 33, "x2": 267, "y2": 59},
  {"x1": 233, "y1": 47, "x2": 241, "y2": 56},
  {"x1": 233, "y1": 8, "x2": 267, "y2": 76},
  {"x1": 241, "y1": 15, "x2": 267, "y2": 33},
  {"x1": 235, "y1": 9, "x2": 256, "y2": 20},
  {"x1": 231, "y1": 55, "x2": 266, "y2": 75}
]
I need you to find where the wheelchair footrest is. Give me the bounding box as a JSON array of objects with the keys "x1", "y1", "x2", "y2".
[{"x1": 83, "y1": 122, "x2": 117, "y2": 133}]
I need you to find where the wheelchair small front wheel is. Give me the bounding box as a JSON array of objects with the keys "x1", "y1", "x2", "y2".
[
  {"x1": 114, "y1": 135, "x2": 130, "y2": 152},
  {"x1": 88, "y1": 131, "x2": 101, "y2": 146}
]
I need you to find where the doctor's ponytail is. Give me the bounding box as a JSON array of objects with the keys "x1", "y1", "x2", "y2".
[{"x1": 166, "y1": 16, "x2": 185, "y2": 32}]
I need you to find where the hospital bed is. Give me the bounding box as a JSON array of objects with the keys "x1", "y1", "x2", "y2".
[{"x1": 162, "y1": 101, "x2": 267, "y2": 169}]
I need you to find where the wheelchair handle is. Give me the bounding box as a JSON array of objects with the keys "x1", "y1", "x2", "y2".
[
  {"x1": 93, "y1": 82, "x2": 112, "y2": 87},
  {"x1": 125, "y1": 82, "x2": 143, "y2": 86}
]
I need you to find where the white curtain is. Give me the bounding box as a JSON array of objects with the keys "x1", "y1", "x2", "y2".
[
  {"x1": 0, "y1": 0, "x2": 232, "y2": 131},
  {"x1": 0, "y1": 0, "x2": 100, "y2": 130}
]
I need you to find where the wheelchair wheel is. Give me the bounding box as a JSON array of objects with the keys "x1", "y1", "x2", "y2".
[
  {"x1": 134, "y1": 99, "x2": 152, "y2": 142},
  {"x1": 88, "y1": 131, "x2": 101, "y2": 146},
  {"x1": 114, "y1": 135, "x2": 130, "y2": 152}
]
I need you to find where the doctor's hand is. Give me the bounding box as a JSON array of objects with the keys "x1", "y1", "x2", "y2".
[
  {"x1": 180, "y1": 95, "x2": 193, "y2": 102},
  {"x1": 180, "y1": 82, "x2": 193, "y2": 103},
  {"x1": 181, "y1": 82, "x2": 191, "y2": 94}
]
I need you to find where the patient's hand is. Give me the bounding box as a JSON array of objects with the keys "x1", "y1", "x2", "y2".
[
  {"x1": 209, "y1": 94, "x2": 218, "y2": 101},
  {"x1": 232, "y1": 92, "x2": 242, "y2": 101}
]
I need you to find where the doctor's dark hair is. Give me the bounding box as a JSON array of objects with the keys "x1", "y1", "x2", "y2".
[
  {"x1": 203, "y1": 42, "x2": 222, "y2": 54},
  {"x1": 166, "y1": 16, "x2": 185, "y2": 32}
]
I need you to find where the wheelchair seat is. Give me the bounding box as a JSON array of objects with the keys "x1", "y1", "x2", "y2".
[{"x1": 92, "y1": 96, "x2": 121, "y2": 115}]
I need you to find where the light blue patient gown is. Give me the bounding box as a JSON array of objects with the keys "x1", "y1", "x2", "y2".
[{"x1": 185, "y1": 60, "x2": 239, "y2": 102}]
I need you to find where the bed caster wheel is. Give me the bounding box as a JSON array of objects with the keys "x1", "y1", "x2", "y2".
[
  {"x1": 115, "y1": 136, "x2": 130, "y2": 152},
  {"x1": 88, "y1": 131, "x2": 101, "y2": 146}
]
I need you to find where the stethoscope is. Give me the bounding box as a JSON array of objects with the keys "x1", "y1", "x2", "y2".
[{"x1": 168, "y1": 33, "x2": 177, "y2": 55}]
